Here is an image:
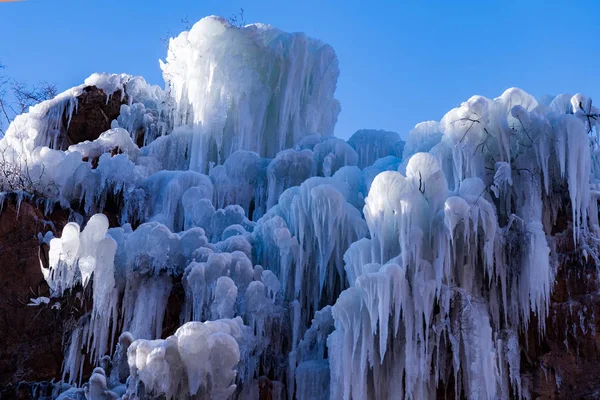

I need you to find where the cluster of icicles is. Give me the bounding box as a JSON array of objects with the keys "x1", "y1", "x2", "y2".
[{"x1": 4, "y1": 16, "x2": 600, "y2": 400}]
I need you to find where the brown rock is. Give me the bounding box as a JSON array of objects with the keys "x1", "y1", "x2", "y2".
[
  {"x1": 521, "y1": 228, "x2": 600, "y2": 399},
  {"x1": 0, "y1": 199, "x2": 72, "y2": 384},
  {"x1": 60, "y1": 86, "x2": 127, "y2": 149}
]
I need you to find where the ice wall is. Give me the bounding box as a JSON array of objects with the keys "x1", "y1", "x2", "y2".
[
  {"x1": 2, "y1": 13, "x2": 599, "y2": 400},
  {"x1": 40, "y1": 83, "x2": 600, "y2": 400}
]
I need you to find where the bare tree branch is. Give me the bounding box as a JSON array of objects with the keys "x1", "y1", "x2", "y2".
[
  {"x1": 228, "y1": 8, "x2": 246, "y2": 27},
  {"x1": 0, "y1": 145, "x2": 57, "y2": 197},
  {"x1": 181, "y1": 15, "x2": 192, "y2": 30},
  {"x1": 12, "y1": 80, "x2": 57, "y2": 114},
  {"x1": 0, "y1": 63, "x2": 57, "y2": 134}
]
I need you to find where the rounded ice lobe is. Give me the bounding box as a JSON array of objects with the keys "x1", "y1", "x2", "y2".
[
  {"x1": 313, "y1": 137, "x2": 358, "y2": 177},
  {"x1": 222, "y1": 224, "x2": 246, "y2": 240},
  {"x1": 444, "y1": 196, "x2": 470, "y2": 241},
  {"x1": 175, "y1": 320, "x2": 241, "y2": 396},
  {"x1": 403, "y1": 121, "x2": 443, "y2": 160},
  {"x1": 84, "y1": 213, "x2": 110, "y2": 243},
  {"x1": 405, "y1": 152, "x2": 448, "y2": 209},
  {"x1": 458, "y1": 177, "x2": 487, "y2": 199},
  {"x1": 211, "y1": 276, "x2": 238, "y2": 319},
  {"x1": 347, "y1": 129, "x2": 404, "y2": 169}
]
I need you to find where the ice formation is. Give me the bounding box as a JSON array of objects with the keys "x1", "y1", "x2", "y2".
[
  {"x1": 161, "y1": 16, "x2": 340, "y2": 172},
  {"x1": 347, "y1": 129, "x2": 404, "y2": 169},
  {"x1": 2, "y1": 14, "x2": 599, "y2": 400}
]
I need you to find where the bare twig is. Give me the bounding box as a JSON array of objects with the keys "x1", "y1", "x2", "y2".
[
  {"x1": 228, "y1": 8, "x2": 246, "y2": 27},
  {"x1": 12, "y1": 80, "x2": 57, "y2": 114},
  {"x1": 0, "y1": 146, "x2": 57, "y2": 197},
  {"x1": 0, "y1": 65, "x2": 56, "y2": 134},
  {"x1": 181, "y1": 15, "x2": 192, "y2": 30}
]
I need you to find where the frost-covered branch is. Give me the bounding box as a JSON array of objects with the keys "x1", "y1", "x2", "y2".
[{"x1": 454, "y1": 116, "x2": 481, "y2": 144}]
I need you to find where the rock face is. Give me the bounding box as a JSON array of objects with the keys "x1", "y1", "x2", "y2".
[
  {"x1": 523, "y1": 231, "x2": 600, "y2": 399},
  {"x1": 62, "y1": 86, "x2": 127, "y2": 148},
  {"x1": 0, "y1": 200, "x2": 69, "y2": 385},
  {"x1": 0, "y1": 84, "x2": 125, "y2": 398}
]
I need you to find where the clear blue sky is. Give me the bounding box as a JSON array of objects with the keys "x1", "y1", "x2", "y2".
[{"x1": 1, "y1": 0, "x2": 599, "y2": 139}]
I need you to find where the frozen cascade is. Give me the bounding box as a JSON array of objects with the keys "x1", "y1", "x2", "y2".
[
  {"x1": 255, "y1": 175, "x2": 368, "y2": 325},
  {"x1": 0, "y1": 13, "x2": 595, "y2": 400},
  {"x1": 41, "y1": 84, "x2": 600, "y2": 398},
  {"x1": 44, "y1": 214, "x2": 119, "y2": 378},
  {"x1": 1, "y1": 72, "x2": 161, "y2": 161},
  {"x1": 161, "y1": 16, "x2": 341, "y2": 172},
  {"x1": 326, "y1": 88, "x2": 597, "y2": 400}
]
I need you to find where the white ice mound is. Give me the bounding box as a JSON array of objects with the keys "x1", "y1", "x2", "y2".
[
  {"x1": 161, "y1": 16, "x2": 341, "y2": 171},
  {"x1": 127, "y1": 318, "x2": 245, "y2": 399}
]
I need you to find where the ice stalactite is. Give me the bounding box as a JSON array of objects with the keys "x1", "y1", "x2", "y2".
[
  {"x1": 2, "y1": 88, "x2": 79, "y2": 156},
  {"x1": 291, "y1": 306, "x2": 334, "y2": 400},
  {"x1": 120, "y1": 274, "x2": 173, "y2": 341},
  {"x1": 256, "y1": 175, "x2": 368, "y2": 325},
  {"x1": 44, "y1": 214, "x2": 119, "y2": 381}
]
